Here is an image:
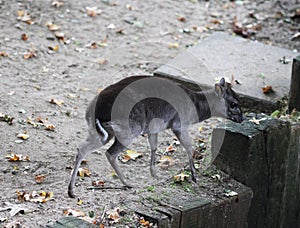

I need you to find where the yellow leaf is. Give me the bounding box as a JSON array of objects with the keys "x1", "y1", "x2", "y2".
[
  {"x1": 174, "y1": 173, "x2": 190, "y2": 182},
  {"x1": 77, "y1": 199, "x2": 83, "y2": 205},
  {"x1": 78, "y1": 167, "x2": 91, "y2": 177},
  {"x1": 17, "y1": 133, "x2": 29, "y2": 140},
  {"x1": 168, "y1": 43, "x2": 179, "y2": 49}
]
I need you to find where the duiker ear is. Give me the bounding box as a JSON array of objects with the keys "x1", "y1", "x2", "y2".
[
  {"x1": 215, "y1": 78, "x2": 225, "y2": 97},
  {"x1": 219, "y1": 77, "x2": 225, "y2": 86},
  {"x1": 215, "y1": 84, "x2": 223, "y2": 97}
]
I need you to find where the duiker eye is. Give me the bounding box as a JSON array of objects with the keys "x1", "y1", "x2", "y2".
[{"x1": 230, "y1": 102, "x2": 237, "y2": 109}]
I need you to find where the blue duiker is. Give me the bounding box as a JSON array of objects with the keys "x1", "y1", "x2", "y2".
[{"x1": 68, "y1": 76, "x2": 243, "y2": 198}]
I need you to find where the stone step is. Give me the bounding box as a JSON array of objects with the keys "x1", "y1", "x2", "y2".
[{"x1": 154, "y1": 32, "x2": 297, "y2": 113}]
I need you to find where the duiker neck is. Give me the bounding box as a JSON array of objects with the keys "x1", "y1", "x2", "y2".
[{"x1": 189, "y1": 89, "x2": 214, "y2": 122}]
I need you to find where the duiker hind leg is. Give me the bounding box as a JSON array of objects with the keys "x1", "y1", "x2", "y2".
[
  {"x1": 172, "y1": 129, "x2": 197, "y2": 182},
  {"x1": 68, "y1": 133, "x2": 103, "y2": 198},
  {"x1": 106, "y1": 138, "x2": 134, "y2": 188},
  {"x1": 148, "y1": 133, "x2": 158, "y2": 178}
]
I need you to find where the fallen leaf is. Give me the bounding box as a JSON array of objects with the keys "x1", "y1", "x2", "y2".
[
  {"x1": 174, "y1": 173, "x2": 189, "y2": 182},
  {"x1": 49, "y1": 98, "x2": 64, "y2": 106},
  {"x1": 120, "y1": 150, "x2": 142, "y2": 163},
  {"x1": 77, "y1": 198, "x2": 83, "y2": 205},
  {"x1": 107, "y1": 23, "x2": 116, "y2": 29},
  {"x1": 279, "y1": 56, "x2": 291, "y2": 64},
  {"x1": 158, "y1": 156, "x2": 175, "y2": 169},
  {"x1": 35, "y1": 175, "x2": 46, "y2": 183},
  {"x1": 46, "y1": 22, "x2": 60, "y2": 31},
  {"x1": 177, "y1": 16, "x2": 186, "y2": 22},
  {"x1": 98, "y1": 57, "x2": 108, "y2": 65},
  {"x1": 0, "y1": 52, "x2": 9, "y2": 57},
  {"x1": 54, "y1": 31, "x2": 67, "y2": 43},
  {"x1": 16, "y1": 190, "x2": 53, "y2": 203},
  {"x1": 17, "y1": 133, "x2": 29, "y2": 140},
  {"x1": 5, "y1": 153, "x2": 30, "y2": 162},
  {"x1": 98, "y1": 39, "x2": 108, "y2": 47},
  {"x1": 48, "y1": 45, "x2": 59, "y2": 51},
  {"x1": 224, "y1": 190, "x2": 238, "y2": 197},
  {"x1": 63, "y1": 208, "x2": 85, "y2": 217},
  {"x1": 78, "y1": 167, "x2": 91, "y2": 177},
  {"x1": 262, "y1": 85, "x2": 274, "y2": 94},
  {"x1": 140, "y1": 217, "x2": 153, "y2": 227},
  {"x1": 52, "y1": 1, "x2": 64, "y2": 8},
  {"x1": 232, "y1": 16, "x2": 258, "y2": 38},
  {"x1": 106, "y1": 207, "x2": 125, "y2": 223},
  {"x1": 23, "y1": 50, "x2": 36, "y2": 59},
  {"x1": 210, "y1": 19, "x2": 224, "y2": 25},
  {"x1": 168, "y1": 43, "x2": 179, "y2": 49},
  {"x1": 21, "y1": 33, "x2": 28, "y2": 41},
  {"x1": 86, "y1": 6, "x2": 102, "y2": 17},
  {"x1": 126, "y1": 4, "x2": 134, "y2": 11},
  {"x1": 92, "y1": 180, "x2": 105, "y2": 187},
  {"x1": 0, "y1": 112, "x2": 14, "y2": 124},
  {"x1": 0, "y1": 202, "x2": 36, "y2": 217},
  {"x1": 291, "y1": 32, "x2": 300, "y2": 41},
  {"x1": 212, "y1": 174, "x2": 221, "y2": 180},
  {"x1": 165, "y1": 145, "x2": 176, "y2": 153},
  {"x1": 17, "y1": 10, "x2": 34, "y2": 25},
  {"x1": 249, "y1": 117, "x2": 267, "y2": 125}
]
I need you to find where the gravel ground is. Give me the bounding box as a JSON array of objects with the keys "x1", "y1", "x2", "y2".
[{"x1": 0, "y1": 0, "x2": 299, "y2": 227}]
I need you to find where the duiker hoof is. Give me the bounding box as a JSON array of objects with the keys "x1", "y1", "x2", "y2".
[{"x1": 68, "y1": 189, "x2": 76, "y2": 198}]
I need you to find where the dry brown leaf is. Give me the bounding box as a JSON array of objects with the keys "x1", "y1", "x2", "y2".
[
  {"x1": 35, "y1": 175, "x2": 46, "y2": 183},
  {"x1": 86, "y1": 7, "x2": 102, "y2": 17},
  {"x1": 262, "y1": 85, "x2": 274, "y2": 94},
  {"x1": 21, "y1": 33, "x2": 28, "y2": 41},
  {"x1": 0, "y1": 51, "x2": 8, "y2": 57},
  {"x1": 23, "y1": 50, "x2": 36, "y2": 59},
  {"x1": 177, "y1": 16, "x2": 186, "y2": 22},
  {"x1": 63, "y1": 208, "x2": 85, "y2": 217},
  {"x1": 165, "y1": 145, "x2": 176, "y2": 153},
  {"x1": 126, "y1": 4, "x2": 134, "y2": 11},
  {"x1": 92, "y1": 180, "x2": 105, "y2": 187}
]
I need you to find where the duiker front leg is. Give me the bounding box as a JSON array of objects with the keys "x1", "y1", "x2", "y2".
[
  {"x1": 148, "y1": 133, "x2": 158, "y2": 178},
  {"x1": 172, "y1": 129, "x2": 197, "y2": 182},
  {"x1": 106, "y1": 139, "x2": 133, "y2": 188},
  {"x1": 68, "y1": 137, "x2": 101, "y2": 198}
]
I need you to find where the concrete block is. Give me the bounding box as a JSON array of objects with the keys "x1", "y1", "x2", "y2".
[{"x1": 154, "y1": 32, "x2": 297, "y2": 112}]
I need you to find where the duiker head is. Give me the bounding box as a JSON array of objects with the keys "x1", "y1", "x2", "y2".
[{"x1": 213, "y1": 78, "x2": 243, "y2": 123}]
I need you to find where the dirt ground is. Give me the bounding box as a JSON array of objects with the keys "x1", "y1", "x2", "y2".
[{"x1": 0, "y1": 0, "x2": 299, "y2": 227}]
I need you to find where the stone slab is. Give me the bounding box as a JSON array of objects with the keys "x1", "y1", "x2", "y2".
[{"x1": 154, "y1": 32, "x2": 297, "y2": 112}]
